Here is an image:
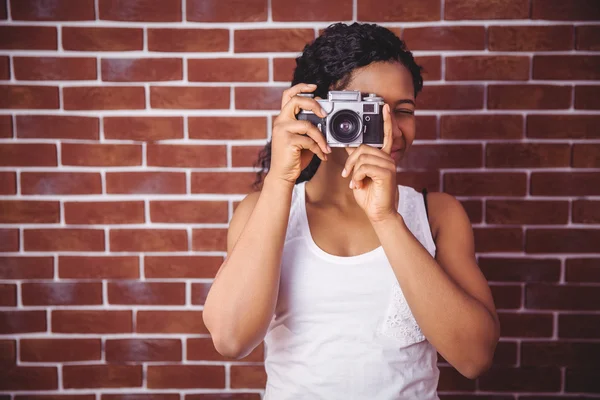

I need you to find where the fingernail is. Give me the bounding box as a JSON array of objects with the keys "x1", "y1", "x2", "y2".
[
  {"x1": 307, "y1": 83, "x2": 317, "y2": 87},
  {"x1": 326, "y1": 145, "x2": 332, "y2": 153},
  {"x1": 341, "y1": 168, "x2": 347, "y2": 177},
  {"x1": 349, "y1": 180, "x2": 354, "y2": 189}
]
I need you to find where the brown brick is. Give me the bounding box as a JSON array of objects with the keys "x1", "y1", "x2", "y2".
[
  {"x1": 187, "y1": 0, "x2": 266, "y2": 22},
  {"x1": 12, "y1": 0, "x2": 95, "y2": 20},
  {"x1": 137, "y1": 311, "x2": 208, "y2": 334},
  {"x1": 0, "y1": 85, "x2": 59, "y2": 109},
  {"x1": 441, "y1": 115, "x2": 522, "y2": 140},
  {"x1": 0, "y1": 26, "x2": 57, "y2": 50},
  {"x1": 63, "y1": 27, "x2": 143, "y2": 51},
  {"x1": 489, "y1": 26, "x2": 574, "y2": 51},
  {"x1": 573, "y1": 200, "x2": 600, "y2": 223},
  {"x1": 192, "y1": 172, "x2": 256, "y2": 195},
  {"x1": 65, "y1": 201, "x2": 144, "y2": 225},
  {"x1": 522, "y1": 342, "x2": 600, "y2": 367},
  {"x1": 0, "y1": 229, "x2": 19, "y2": 252},
  {"x1": 235, "y1": 86, "x2": 288, "y2": 110},
  {"x1": 189, "y1": 116, "x2": 267, "y2": 140},
  {"x1": 531, "y1": 172, "x2": 600, "y2": 196},
  {"x1": 147, "y1": 144, "x2": 226, "y2": 168},
  {"x1": 527, "y1": 115, "x2": 600, "y2": 139},
  {"x1": 486, "y1": 200, "x2": 568, "y2": 225},
  {"x1": 0, "y1": 310, "x2": 46, "y2": 334},
  {"x1": 499, "y1": 312, "x2": 553, "y2": 338},
  {"x1": 0, "y1": 339, "x2": 16, "y2": 365},
  {"x1": 108, "y1": 282, "x2": 185, "y2": 305},
  {"x1": 235, "y1": 29, "x2": 314, "y2": 53},
  {"x1": 192, "y1": 229, "x2": 227, "y2": 252},
  {"x1": 20, "y1": 339, "x2": 101, "y2": 362},
  {"x1": 415, "y1": 85, "x2": 484, "y2": 110},
  {"x1": 104, "y1": 116, "x2": 183, "y2": 141},
  {"x1": 14, "y1": 57, "x2": 96, "y2": 80},
  {"x1": 358, "y1": 0, "x2": 439, "y2": 21},
  {"x1": 272, "y1": 0, "x2": 351, "y2": 21},
  {"x1": 403, "y1": 26, "x2": 485, "y2": 50},
  {"x1": 486, "y1": 143, "x2": 570, "y2": 168},
  {"x1": 444, "y1": 172, "x2": 527, "y2": 196},
  {"x1": 106, "y1": 339, "x2": 182, "y2": 362},
  {"x1": 63, "y1": 365, "x2": 142, "y2": 389},
  {"x1": 24, "y1": 229, "x2": 104, "y2": 252},
  {"x1": 144, "y1": 256, "x2": 222, "y2": 279},
  {"x1": 17, "y1": 115, "x2": 99, "y2": 140},
  {"x1": 0, "y1": 256, "x2": 54, "y2": 279},
  {"x1": 400, "y1": 144, "x2": 482, "y2": 169},
  {"x1": 21, "y1": 172, "x2": 101, "y2": 195},
  {"x1": 474, "y1": 228, "x2": 523, "y2": 253},
  {"x1": 191, "y1": 282, "x2": 211, "y2": 305},
  {"x1": 0, "y1": 143, "x2": 56, "y2": 166},
  {"x1": 147, "y1": 365, "x2": 225, "y2": 389},
  {"x1": 232, "y1": 145, "x2": 264, "y2": 167},
  {"x1": 479, "y1": 257, "x2": 561, "y2": 282},
  {"x1": 577, "y1": 25, "x2": 600, "y2": 50},
  {"x1": 0, "y1": 366, "x2": 58, "y2": 390},
  {"x1": 52, "y1": 310, "x2": 132, "y2": 333},
  {"x1": 59, "y1": 256, "x2": 139, "y2": 279},
  {"x1": 188, "y1": 58, "x2": 268, "y2": 82},
  {"x1": 102, "y1": 58, "x2": 182, "y2": 82},
  {"x1": 478, "y1": 367, "x2": 561, "y2": 392},
  {"x1": 534, "y1": 55, "x2": 600, "y2": 80},
  {"x1": 0, "y1": 201, "x2": 59, "y2": 223},
  {"x1": 22, "y1": 282, "x2": 102, "y2": 306},
  {"x1": 0, "y1": 172, "x2": 15, "y2": 195},
  {"x1": 575, "y1": 85, "x2": 600, "y2": 109},
  {"x1": 573, "y1": 143, "x2": 600, "y2": 168},
  {"x1": 0, "y1": 114, "x2": 11, "y2": 137},
  {"x1": 527, "y1": 229, "x2": 600, "y2": 254},
  {"x1": 150, "y1": 201, "x2": 228, "y2": 224},
  {"x1": 491, "y1": 285, "x2": 522, "y2": 309},
  {"x1": 106, "y1": 172, "x2": 186, "y2": 194},
  {"x1": 64, "y1": 86, "x2": 145, "y2": 110},
  {"x1": 230, "y1": 365, "x2": 267, "y2": 389},
  {"x1": 99, "y1": 0, "x2": 181, "y2": 21},
  {"x1": 444, "y1": 0, "x2": 529, "y2": 19},
  {"x1": 489, "y1": 85, "x2": 571, "y2": 109},
  {"x1": 446, "y1": 56, "x2": 529, "y2": 81},
  {"x1": 526, "y1": 283, "x2": 600, "y2": 310},
  {"x1": 532, "y1": 0, "x2": 600, "y2": 20},
  {"x1": 151, "y1": 86, "x2": 229, "y2": 110},
  {"x1": 62, "y1": 143, "x2": 142, "y2": 167},
  {"x1": 559, "y1": 314, "x2": 600, "y2": 338},
  {"x1": 148, "y1": 29, "x2": 228, "y2": 52},
  {"x1": 110, "y1": 229, "x2": 188, "y2": 252},
  {"x1": 0, "y1": 283, "x2": 16, "y2": 306}
]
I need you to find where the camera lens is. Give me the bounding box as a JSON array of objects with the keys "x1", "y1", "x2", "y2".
[{"x1": 330, "y1": 110, "x2": 362, "y2": 143}]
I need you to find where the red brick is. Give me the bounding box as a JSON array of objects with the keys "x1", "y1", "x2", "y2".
[
  {"x1": 235, "y1": 29, "x2": 314, "y2": 53},
  {"x1": 59, "y1": 256, "x2": 139, "y2": 279},
  {"x1": 415, "y1": 115, "x2": 437, "y2": 140},
  {"x1": 413, "y1": 56, "x2": 440, "y2": 81},
  {"x1": 52, "y1": 310, "x2": 132, "y2": 333},
  {"x1": 22, "y1": 282, "x2": 102, "y2": 305},
  {"x1": 65, "y1": 201, "x2": 144, "y2": 225},
  {"x1": 0, "y1": 143, "x2": 56, "y2": 166},
  {"x1": 478, "y1": 367, "x2": 561, "y2": 392},
  {"x1": 0, "y1": 367, "x2": 57, "y2": 390},
  {"x1": 573, "y1": 144, "x2": 600, "y2": 168},
  {"x1": 0, "y1": 310, "x2": 46, "y2": 334},
  {"x1": 103, "y1": 395, "x2": 178, "y2": 400},
  {"x1": 437, "y1": 366, "x2": 476, "y2": 390},
  {"x1": 24, "y1": 229, "x2": 104, "y2": 252},
  {"x1": 559, "y1": 314, "x2": 600, "y2": 338},
  {"x1": 99, "y1": 0, "x2": 181, "y2": 21},
  {"x1": 440, "y1": 115, "x2": 522, "y2": 140},
  {"x1": 0, "y1": 256, "x2": 53, "y2": 279},
  {"x1": 273, "y1": 58, "x2": 296, "y2": 82},
  {"x1": 106, "y1": 172, "x2": 186, "y2": 194},
  {"x1": 188, "y1": 58, "x2": 268, "y2": 82},
  {"x1": 150, "y1": 201, "x2": 228, "y2": 224},
  {"x1": 527, "y1": 115, "x2": 600, "y2": 139},
  {"x1": 461, "y1": 200, "x2": 483, "y2": 224},
  {"x1": 0, "y1": 0, "x2": 6, "y2": 19},
  {"x1": 0, "y1": 201, "x2": 59, "y2": 223},
  {"x1": 144, "y1": 256, "x2": 222, "y2": 279},
  {"x1": 272, "y1": 0, "x2": 351, "y2": 21},
  {"x1": 137, "y1": 310, "x2": 208, "y2": 334},
  {"x1": 403, "y1": 26, "x2": 485, "y2": 50},
  {"x1": 187, "y1": 0, "x2": 266, "y2": 22},
  {"x1": 17, "y1": 115, "x2": 99, "y2": 140},
  {"x1": 235, "y1": 86, "x2": 286, "y2": 110},
  {"x1": 0, "y1": 26, "x2": 57, "y2": 50},
  {"x1": 192, "y1": 229, "x2": 227, "y2": 252},
  {"x1": 358, "y1": 0, "x2": 439, "y2": 21},
  {"x1": 20, "y1": 339, "x2": 101, "y2": 362},
  {"x1": 446, "y1": 56, "x2": 529, "y2": 81},
  {"x1": 0, "y1": 229, "x2": 18, "y2": 252},
  {"x1": 498, "y1": 312, "x2": 553, "y2": 337},
  {"x1": 0, "y1": 114, "x2": 11, "y2": 137},
  {"x1": 0, "y1": 172, "x2": 15, "y2": 195},
  {"x1": 147, "y1": 144, "x2": 226, "y2": 168},
  {"x1": 486, "y1": 143, "x2": 570, "y2": 168},
  {"x1": 230, "y1": 365, "x2": 267, "y2": 389},
  {"x1": 110, "y1": 229, "x2": 188, "y2": 252},
  {"x1": 148, "y1": 29, "x2": 228, "y2": 52},
  {"x1": 415, "y1": 85, "x2": 484, "y2": 110},
  {"x1": 489, "y1": 85, "x2": 572, "y2": 110},
  {"x1": 63, "y1": 365, "x2": 142, "y2": 388},
  {"x1": 191, "y1": 282, "x2": 211, "y2": 305},
  {"x1": 573, "y1": 200, "x2": 600, "y2": 223},
  {"x1": 104, "y1": 116, "x2": 183, "y2": 141},
  {"x1": 398, "y1": 171, "x2": 439, "y2": 193},
  {"x1": 527, "y1": 283, "x2": 600, "y2": 310},
  {"x1": 444, "y1": 0, "x2": 529, "y2": 19},
  {"x1": 575, "y1": 85, "x2": 600, "y2": 109},
  {"x1": 192, "y1": 172, "x2": 256, "y2": 195},
  {"x1": 486, "y1": 200, "x2": 568, "y2": 225},
  {"x1": 147, "y1": 365, "x2": 225, "y2": 389},
  {"x1": 0, "y1": 339, "x2": 16, "y2": 365},
  {"x1": 232, "y1": 145, "x2": 264, "y2": 167},
  {"x1": 522, "y1": 342, "x2": 600, "y2": 367},
  {"x1": 534, "y1": 55, "x2": 600, "y2": 80},
  {"x1": 531, "y1": 172, "x2": 600, "y2": 196},
  {"x1": 474, "y1": 228, "x2": 523, "y2": 253},
  {"x1": 64, "y1": 86, "x2": 145, "y2": 110},
  {"x1": 444, "y1": 172, "x2": 527, "y2": 196},
  {"x1": 400, "y1": 144, "x2": 482, "y2": 169},
  {"x1": 14, "y1": 395, "x2": 96, "y2": 400},
  {"x1": 21, "y1": 172, "x2": 101, "y2": 195},
  {"x1": 566, "y1": 258, "x2": 600, "y2": 283},
  {"x1": 577, "y1": 25, "x2": 600, "y2": 50},
  {"x1": 527, "y1": 229, "x2": 600, "y2": 254},
  {"x1": 566, "y1": 368, "x2": 600, "y2": 392},
  {"x1": 0, "y1": 85, "x2": 59, "y2": 109},
  {"x1": 102, "y1": 58, "x2": 182, "y2": 82},
  {"x1": 0, "y1": 283, "x2": 16, "y2": 306},
  {"x1": 150, "y1": 86, "x2": 229, "y2": 109},
  {"x1": 489, "y1": 26, "x2": 574, "y2": 51},
  {"x1": 62, "y1": 143, "x2": 142, "y2": 166},
  {"x1": 63, "y1": 27, "x2": 143, "y2": 51},
  {"x1": 14, "y1": 57, "x2": 96, "y2": 80},
  {"x1": 108, "y1": 282, "x2": 185, "y2": 305},
  {"x1": 479, "y1": 257, "x2": 560, "y2": 283},
  {"x1": 12, "y1": 0, "x2": 95, "y2": 20},
  {"x1": 106, "y1": 339, "x2": 182, "y2": 362},
  {"x1": 532, "y1": 0, "x2": 600, "y2": 20},
  {"x1": 189, "y1": 116, "x2": 267, "y2": 140}
]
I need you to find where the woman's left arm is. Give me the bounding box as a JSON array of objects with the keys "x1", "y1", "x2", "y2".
[{"x1": 371, "y1": 194, "x2": 500, "y2": 379}]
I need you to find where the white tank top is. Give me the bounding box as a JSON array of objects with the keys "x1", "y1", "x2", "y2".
[{"x1": 263, "y1": 180, "x2": 440, "y2": 399}]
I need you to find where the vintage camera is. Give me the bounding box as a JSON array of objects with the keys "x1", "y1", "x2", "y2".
[{"x1": 296, "y1": 90, "x2": 385, "y2": 148}]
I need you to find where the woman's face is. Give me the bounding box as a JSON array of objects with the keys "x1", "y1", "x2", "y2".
[{"x1": 341, "y1": 61, "x2": 417, "y2": 163}]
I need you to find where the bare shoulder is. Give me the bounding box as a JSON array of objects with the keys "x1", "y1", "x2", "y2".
[
  {"x1": 424, "y1": 191, "x2": 471, "y2": 241},
  {"x1": 227, "y1": 190, "x2": 262, "y2": 253}
]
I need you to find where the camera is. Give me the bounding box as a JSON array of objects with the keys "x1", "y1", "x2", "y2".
[{"x1": 296, "y1": 90, "x2": 385, "y2": 148}]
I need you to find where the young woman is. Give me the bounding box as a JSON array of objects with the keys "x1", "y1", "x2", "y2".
[{"x1": 202, "y1": 22, "x2": 500, "y2": 399}]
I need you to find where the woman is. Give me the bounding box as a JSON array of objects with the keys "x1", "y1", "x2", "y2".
[{"x1": 202, "y1": 22, "x2": 500, "y2": 399}]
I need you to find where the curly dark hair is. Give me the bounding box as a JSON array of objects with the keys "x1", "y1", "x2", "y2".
[{"x1": 251, "y1": 22, "x2": 425, "y2": 191}]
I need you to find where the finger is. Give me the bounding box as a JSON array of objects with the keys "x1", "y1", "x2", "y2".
[
  {"x1": 381, "y1": 103, "x2": 393, "y2": 155},
  {"x1": 351, "y1": 164, "x2": 393, "y2": 189},
  {"x1": 281, "y1": 83, "x2": 318, "y2": 109},
  {"x1": 293, "y1": 134, "x2": 328, "y2": 162},
  {"x1": 350, "y1": 154, "x2": 395, "y2": 189},
  {"x1": 281, "y1": 94, "x2": 328, "y2": 121},
  {"x1": 283, "y1": 119, "x2": 331, "y2": 155},
  {"x1": 342, "y1": 144, "x2": 393, "y2": 178}
]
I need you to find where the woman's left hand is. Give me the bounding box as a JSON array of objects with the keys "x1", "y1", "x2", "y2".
[{"x1": 342, "y1": 103, "x2": 399, "y2": 223}]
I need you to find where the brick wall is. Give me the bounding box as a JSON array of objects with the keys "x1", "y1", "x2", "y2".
[{"x1": 0, "y1": 0, "x2": 599, "y2": 398}]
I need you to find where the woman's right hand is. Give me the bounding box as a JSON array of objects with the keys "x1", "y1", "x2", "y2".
[{"x1": 267, "y1": 83, "x2": 331, "y2": 185}]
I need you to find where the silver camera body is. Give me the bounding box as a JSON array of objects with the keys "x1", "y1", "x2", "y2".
[{"x1": 296, "y1": 90, "x2": 385, "y2": 148}]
